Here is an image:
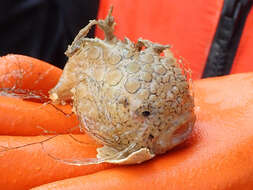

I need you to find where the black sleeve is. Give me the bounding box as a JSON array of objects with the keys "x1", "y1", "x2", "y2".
[
  {"x1": 0, "y1": 0, "x2": 99, "y2": 68},
  {"x1": 202, "y1": 0, "x2": 252, "y2": 78}
]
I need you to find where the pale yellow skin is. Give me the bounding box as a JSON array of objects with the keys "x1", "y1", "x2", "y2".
[{"x1": 49, "y1": 8, "x2": 195, "y2": 164}]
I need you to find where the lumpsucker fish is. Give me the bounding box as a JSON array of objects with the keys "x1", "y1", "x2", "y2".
[{"x1": 49, "y1": 7, "x2": 196, "y2": 165}]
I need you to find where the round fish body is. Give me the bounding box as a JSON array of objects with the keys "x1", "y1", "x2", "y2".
[{"x1": 49, "y1": 8, "x2": 195, "y2": 164}]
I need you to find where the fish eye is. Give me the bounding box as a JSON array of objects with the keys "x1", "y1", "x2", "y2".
[{"x1": 142, "y1": 111, "x2": 150, "y2": 117}]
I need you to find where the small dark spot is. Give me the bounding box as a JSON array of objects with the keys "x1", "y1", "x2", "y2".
[
  {"x1": 123, "y1": 98, "x2": 129, "y2": 108},
  {"x1": 119, "y1": 97, "x2": 129, "y2": 108},
  {"x1": 142, "y1": 111, "x2": 150, "y2": 117},
  {"x1": 148, "y1": 134, "x2": 154, "y2": 140}
]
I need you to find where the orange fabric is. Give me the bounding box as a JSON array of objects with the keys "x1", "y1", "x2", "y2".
[
  {"x1": 32, "y1": 72, "x2": 253, "y2": 190},
  {"x1": 96, "y1": 0, "x2": 224, "y2": 80},
  {"x1": 231, "y1": 8, "x2": 253, "y2": 74}
]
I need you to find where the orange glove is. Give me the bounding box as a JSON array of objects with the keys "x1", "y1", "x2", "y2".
[{"x1": 1, "y1": 54, "x2": 253, "y2": 190}]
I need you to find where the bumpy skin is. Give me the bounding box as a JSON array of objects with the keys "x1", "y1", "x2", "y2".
[{"x1": 49, "y1": 8, "x2": 195, "y2": 164}]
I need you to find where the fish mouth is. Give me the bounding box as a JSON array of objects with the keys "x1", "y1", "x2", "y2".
[
  {"x1": 151, "y1": 112, "x2": 196, "y2": 155},
  {"x1": 170, "y1": 119, "x2": 194, "y2": 147}
]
